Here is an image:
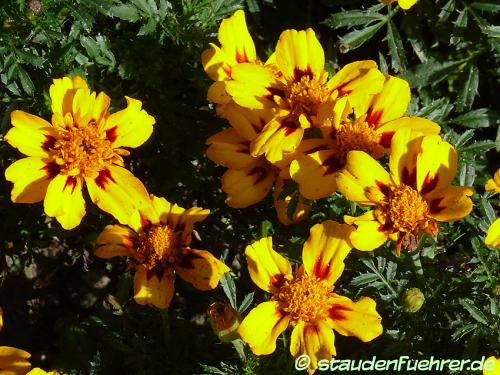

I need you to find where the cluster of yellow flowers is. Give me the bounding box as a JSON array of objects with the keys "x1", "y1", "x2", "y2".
[{"x1": 2, "y1": 6, "x2": 499, "y2": 374}]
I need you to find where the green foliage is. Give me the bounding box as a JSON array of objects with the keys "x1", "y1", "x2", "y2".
[{"x1": 0, "y1": 0, "x2": 499, "y2": 374}]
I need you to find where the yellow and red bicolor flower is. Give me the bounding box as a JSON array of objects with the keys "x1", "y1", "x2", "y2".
[
  {"x1": 95, "y1": 195, "x2": 230, "y2": 309},
  {"x1": 485, "y1": 168, "x2": 500, "y2": 247},
  {"x1": 4, "y1": 76, "x2": 155, "y2": 230},
  {"x1": 380, "y1": 0, "x2": 418, "y2": 10},
  {"x1": 290, "y1": 75, "x2": 440, "y2": 200},
  {"x1": 336, "y1": 129, "x2": 474, "y2": 254},
  {"x1": 202, "y1": 10, "x2": 257, "y2": 82},
  {"x1": 238, "y1": 221, "x2": 383, "y2": 374},
  {"x1": 225, "y1": 27, "x2": 385, "y2": 163}
]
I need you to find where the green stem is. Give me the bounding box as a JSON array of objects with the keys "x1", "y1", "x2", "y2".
[{"x1": 159, "y1": 308, "x2": 171, "y2": 346}]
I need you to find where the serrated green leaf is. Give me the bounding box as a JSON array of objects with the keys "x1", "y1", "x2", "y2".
[
  {"x1": 459, "y1": 140, "x2": 497, "y2": 152},
  {"x1": 386, "y1": 20, "x2": 406, "y2": 73},
  {"x1": 456, "y1": 64, "x2": 479, "y2": 112},
  {"x1": 451, "y1": 323, "x2": 477, "y2": 341},
  {"x1": 339, "y1": 20, "x2": 386, "y2": 52},
  {"x1": 350, "y1": 273, "x2": 380, "y2": 286},
  {"x1": 471, "y1": 2, "x2": 500, "y2": 12},
  {"x1": 17, "y1": 66, "x2": 34, "y2": 96},
  {"x1": 110, "y1": 4, "x2": 141, "y2": 22},
  {"x1": 459, "y1": 299, "x2": 489, "y2": 325},
  {"x1": 481, "y1": 25, "x2": 500, "y2": 38},
  {"x1": 238, "y1": 292, "x2": 254, "y2": 314},
  {"x1": 439, "y1": 0, "x2": 455, "y2": 22},
  {"x1": 449, "y1": 108, "x2": 500, "y2": 128},
  {"x1": 401, "y1": 58, "x2": 466, "y2": 88},
  {"x1": 323, "y1": 7, "x2": 384, "y2": 29},
  {"x1": 220, "y1": 273, "x2": 237, "y2": 310},
  {"x1": 138, "y1": 17, "x2": 157, "y2": 35}
]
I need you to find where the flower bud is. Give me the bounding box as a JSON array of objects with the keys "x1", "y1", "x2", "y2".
[
  {"x1": 402, "y1": 288, "x2": 425, "y2": 313},
  {"x1": 207, "y1": 302, "x2": 241, "y2": 342}
]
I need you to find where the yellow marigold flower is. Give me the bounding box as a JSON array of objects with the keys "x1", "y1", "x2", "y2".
[
  {"x1": 202, "y1": 10, "x2": 257, "y2": 81},
  {"x1": 95, "y1": 195, "x2": 230, "y2": 309},
  {"x1": 484, "y1": 356, "x2": 500, "y2": 375},
  {"x1": 4, "y1": 76, "x2": 155, "y2": 230},
  {"x1": 238, "y1": 221, "x2": 383, "y2": 373},
  {"x1": 27, "y1": 368, "x2": 61, "y2": 375},
  {"x1": 380, "y1": 0, "x2": 418, "y2": 10},
  {"x1": 0, "y1": 307, "x2": 32, "y2": 375},
  {"x1": 225, "y1": 28, "x2": 385, "y2": 163},
  {"x1": 486, "y1": 169, "x2": 500, "y2": 194},
  {"x1": 485, "y1": 218, "x2": 500, "y2": 248},
  {"x1": 290, "y1": 75, "x2": 440, "y2": 200},
  {"x1": 336, "y1": 129, "x2": 474, "y2": 254}
]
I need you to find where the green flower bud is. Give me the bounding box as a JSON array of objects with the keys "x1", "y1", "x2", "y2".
[
  {"x1": 207, "y1": 302, "x2": 241, "y2": 342},
  {"x1": 402, "y1": 288, "x2": 425, "y2": 313}
]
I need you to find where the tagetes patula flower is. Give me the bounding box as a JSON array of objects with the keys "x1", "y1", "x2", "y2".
[
  {"x1": 485, "y1": 169, "x2": 500, "y2": 247},
  {"x1": 336, "y1": 129, "x2": 474, "y2": 254},
  {"x1": 4, "y1": 76, "x2": 154, "y2": 230},
  {"x1": 0, "y1": 307, "x2": 31, "y2": 375},
  {"x1": 290, "y1": 75, "x2": 440, "y2": 200},
  {"x1": 225, "y1": 28, "x2": 385, "y2": 163},
  {"x1": 202, "y1": 10, "x2": 256, "y2": 82},
  {"x1": 95, "y1": 195, "x2": 230, "y2": 309},
  {"x1": 238, "y1": 221, "x2": 383, "y2": 373},
  {"x1": 381, "y1": 0, "x2": 418, "y2": 10}
]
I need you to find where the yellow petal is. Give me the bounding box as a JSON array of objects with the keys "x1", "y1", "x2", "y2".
[
  {"x1": 85, "y1": 165, "x2": 150, "y2": 226},
  {"x1": 398, "y1": 0, "x2": 418, "y2": 10},
  {"x1": 202, "y1": 44, "x2": 232, "y2": 81},
  {"x1": 375, "y1": 116, "x2": 440, "y2": 149},
  {"x1": 302, "y1": 220, "x2": 354, "y2": 287},
  {"x1": 290, "y1": 321, "x2": 336, "y2": 373},
  {"x1": 366, "y1": 75, "x2": 410, "y2": 127},
  {"x1": 416, "y1": 134, "x2": 458, "y2": 196},
  {"x1": 389, "y1": 127, "x2": 424, "y2": 187},
  {"x1": 206, "y1": 128, "x2": 256, "y2": 170},
  {"x1": 5, "y1": 111, "x2": 58, "y2": 157},
  {"x1": 348, "y1": 216, "x2": 390, "y2": 251},
  {"x1": 0, "y1": 306, "x2": 3, "y2": 331},
  {"x1": 483, "y1": 356, "x2": 500, "y2": 375},
  {"x1": 0, "y1": 346, "x2": 32, "y2": 375},
  {"x1": 250, "y1": 112, "x2": 309, "y2": 163},
  {"x1": 174, "y1": 248, "x2": 230, "y2": 290},
  {"x1": 207, "y1": 81, "x2": 231, "y2": 104},
  {"x1": 104, "y1": 96, "x2": 155, "y2": 148},
  {"x1": 276, "y1": 28, "x2": 324, "y2": 81},
  {"x1": 485, "y1": 218, "x2": 500, "y2": 248},
  {"x1": 238, "y1": 301, "x2": 290, "y2": 355},
  {"x1": 5, "y1": 157, "x2": 58, "y2": 203},
  {"x1": 327, "y1": 295, "x2": 383, "y2": 342},
  {"x1": 217, "y1": 102, "x2": 275, "y2": 141},
  {"x1": 425, "y1": 186, "x2": 474, "y2": 222},
  {"x1": 95, "y1": 224, "x2": 138, "y2": 259},
  {"x1": 485, "y1": 169, "x2": 500, "y2": 195},
  {"x1": 221, "y1": 162, "x2": 276, "y2": 208},
  {"x1": 226, "y1": 63, "x2": 285, "y2": 109},
  {"x1": 50, "y1": 76, "x2": 89, "y2": 115},
  {"x1": 290, "y1": 149, "x2": 339, "y2": 200},
  {"x1": 327, "y1": 61, "x2": 383, "y2": 97},
  {"x1": 273, "y1": 177, "x2": 311, "y2": 225},
  {"x1": 245, "y1": 237, "x2": 292, "y2": 293},
  {"x1": 336, "y1": 150, "x2": 392, "y2": 205},
  {"x1": 134, "y1": 265, "x2": 174, "y2": 309},
  {"x1": 44, "y1": 174, "x2": 86, "y2": 230}
]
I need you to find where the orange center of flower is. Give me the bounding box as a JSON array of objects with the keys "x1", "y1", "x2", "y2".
[
  {"x1": 52, "y1": 122, "x2": 116, "y2": 178},
  {"x1": 286, "y1": 75, "x2": 329, "y2": 117},
  {"x1": 274, "y1": 273, "x2": 331, "y2": 324},
  {"x1": 137, "y1": 224, "x2": 179, "y2": 269},
  {"x1": 385, "y1": 185, "x2": 429, "y2": 233},
  {"x1": 331, "y1": 118, "x2": 384, "y2": 162}
]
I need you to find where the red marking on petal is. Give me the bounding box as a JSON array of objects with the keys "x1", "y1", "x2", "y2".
[
  {"x1": 282, "y1": 118, "x2": 300, "y2": 136},
  {"x1": 265, "y1": 86, "x2": 285, "y2": 102},
  {"x1": 123, "y1": 235, "x2": 136, "y2": 248},
  {"x1": 333, "y1": 81, "x2": 352, "y2": 96},
  {"x1": 236, "y1": 50, "x2": 249, "y2": 64},
  {"x1": 322, "y1": 154, "x2": 343, "y2": 175},
  {"x1": 270, "y1": 274, "x2": 286, "y2": 288},
  {"x1": 106, "y1": 126, "x2": 118, "y2": 143},
  {"x1": 379, "y1": 132, "x2": 395, "y2": 148},
  {"x1": 401, "y1": 167, "x2": 417, "y2": 188},
  {"x1": 176, "y1": 251, "x2": 202, "y2": 270},
  {"x1": 41, "y1": 134, "x2": 56, "y2": 151},
  {"x1": 63, "y1": 176, "x2": 78, "y2": 194},
  {"x1": 304, "y1": 324, "x2": 319, "y2": 336},
  {"x1": 313, "y1": 257, "x2": 331, "y2": 280},
  {"x1": 366, "y1": 109, "x2": 383, "y2": 127},
  {"x1": 378, "y1": 222, "x2": 392, "y2": 232},
  {"x1": 223, "y1": 65, "x2": 232, "y2": 78},
  {"x1": 95, "y1": 168, "x2": 116, "y2": 190},
  {"x1": 293, "y1": 66, "x2": 313, "y2": 81},
  {"x1": 429, "y1": 197, "x2": 445, "y2": 214},
  {"x1": 42, "y1": 162, "x2": 61, "y2": 178},
  {"x1": 420, "y1": 173, "x2": 439, "y2": 195},
  {"x1": 247, "y1": 166, "x2": 268, "y2": 185},
  {"x1": 306, "y1": 145, "x2": 328, "y2": 154},
  {"x1": 328, "y1": 304, "x2": 352, "y2": 321},
  {"x1": 375, "y1": 180, "x2": 391, "y2": 197}
]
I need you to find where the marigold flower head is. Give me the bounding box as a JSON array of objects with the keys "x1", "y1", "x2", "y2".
[
  {"x1": 238, "y1": 221, "x2": 383, "y2": 373},
  {"x1": 4, "y1": 76, "x2": 155, "y2": 229},
  {"x1": 336, "y1": 128, "x2": 474, "y2": 254},
  {"x1": 290, "y1": 75, "x2": 440, "y2": 200},
  {"x1": 95, "y1": 195, "x2": 230, "y2": 309}
]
